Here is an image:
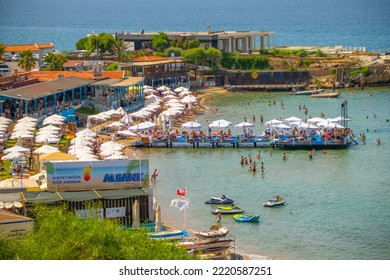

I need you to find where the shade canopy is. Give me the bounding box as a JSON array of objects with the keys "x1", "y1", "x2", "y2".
[
  {"x1": 209, "y1": 119, "x2": 232, "y2": 128},
  {"x1": 129, "y1": 121, "x2": 156, "y2": 131},
  {"x1": 235, "y1": 121, "x2": 254, "y2": 128},
  {"x1": 181, "y1": 121, "x2": 202, "y2": 129}
]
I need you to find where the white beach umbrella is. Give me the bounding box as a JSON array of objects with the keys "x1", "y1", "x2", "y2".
[
  {"x1": 181, "y1": 95, "x2": 197, "y2": 103},
  {"x1": 33, "y1": 144, "x2": 59, "y2": 154},
  {"x1": 144, "y1": 88, "x2": 157, "y2": 95},
  {"x1": 108, "y1": 121, "x2": 125, "y2": 128},
  {"x1": 76, "y1": 129, "x2": 97, "y2": 138},
  {"x1": 120, "y1": 114, "x2": 134, "y2": 125},
  {"x1": 174, "y1": 86, "x2": 189, "y2": 93},
  {"x1": 17, "y1": 116, "x2": 38, "y2": 123},
  {"x1": 117, "y1": 130, "x2": 138, "y2": 137},
  {"x1": 284, "y1": 116, "x2": 302, "y2": 123},
  {"x1": 10, "y1": 131, "x2": 34, "y2": 139},
  {"x1": 0, "y1": 116, "x2": 12, "y2": 124},
  {"x1": 324, "y1": 123, "x2": 345, "y2": 129},
  {"x1": 181, "y1": 121, "x2": 202, "y2": 130},
  {"x1": 209, "y1": 119, "x2": 232, "y2": 128},
  {"x1": 157, "y1": 85, "x2": 170, "y2": 91},
  {"x1": 1, "y1": 151, "x2": 26, "y2": 160},
  {"x1": 42, "y1": 119, "x2": 64, "y2": 126},
  {"x1": 42, "y1": 114, "x2": 65, "y2": 125},
  {"x1": 275, "y1": 123, "x2": 292, "y2": 130},
  {"x1": 298, "y1": 122, "x2": 319, "y2": 129},
  {"x1": 129, "y1": 121, "x2": 156, "y2": 131},
  {"x1": 38, "y1": 125, "x2": 61, "y2": 132},
  {"x1": 265, "y1": 119, "x2": 283, "y2": 126},
  {"x1": 235, "y1": 121, "x2": 255, "y2": 128},
  {"x1": 116, "y1": 107, "x2": 127, "y2": 116},
  {"x1": 307, "y1": 117, "x2": 326, "y2": 124}
]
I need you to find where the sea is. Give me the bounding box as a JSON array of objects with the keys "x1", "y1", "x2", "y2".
[
  {"x1": 139, "y1": 89, "x2": 390, "y2": 260},
  {"x1": 1, "y1": 0, "x2": 389, "y2": 260},
  {"x1": 1, "y1": 0, "x2": 389, "y2": 52}
]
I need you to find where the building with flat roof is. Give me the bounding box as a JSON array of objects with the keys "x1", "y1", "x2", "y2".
[{"x1": 115, "y1": 30, "x2": 274, "y2": 53}]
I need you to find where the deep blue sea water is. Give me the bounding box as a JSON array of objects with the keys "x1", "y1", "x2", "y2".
[
  {"x1": 1, "y1": 0, "x2": 389, "y2": 51},
  {"x1": 1, "y1": 0, "x2": 389, "y2": 260}
]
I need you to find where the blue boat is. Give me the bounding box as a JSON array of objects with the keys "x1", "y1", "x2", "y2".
[
  {"x1": 233, "y1": 214, "x2": 260, "y2": 223},
  {"x1": 205, "y1": 195, "x2": 234, "y2": 204},
  {"x1": 148, "y1": 229, "x2": 188, "y2": 240}
]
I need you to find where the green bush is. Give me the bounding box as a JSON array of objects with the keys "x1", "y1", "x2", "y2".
[
  {"x1": 349, "y1": 66, "x2": 370, "y2": 78},
  {"x1": 0, "y1": 205, "x2": 195, "y2": 260}
]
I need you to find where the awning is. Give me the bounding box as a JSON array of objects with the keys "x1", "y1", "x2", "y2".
[
  {"x1": 89, "y1": 78, "x2": 122, "y2": 86},
  {"x1": 24, "y1": 191, "x2": 62, "y2": 204},
  {"x1": 23, "y1": 189, "x2": 148, "y2": 203},
  {"x1": 98, "y1": 189, "x2": 148, "y2": 199},
  {"x1": 59, "y1": 191, "x2": 100, "y2": 202},
  {"x1": 112, "y1": 77, "x2": 144, "y2": 87}
]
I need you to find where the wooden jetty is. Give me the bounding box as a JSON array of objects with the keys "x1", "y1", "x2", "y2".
[{"x1": 226, "y1": 83, "x2": 306, "y2": 92}]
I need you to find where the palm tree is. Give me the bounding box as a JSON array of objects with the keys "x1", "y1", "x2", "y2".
[
  {"x1": 18, "y1": 50, "x2": 36, "y2": 71},
  {"x1": 0, "y1": 42, "x2": 5, "y2": 62},
  {"x1": 112, "y1": 39, "x2": 131, "y2": 62}
]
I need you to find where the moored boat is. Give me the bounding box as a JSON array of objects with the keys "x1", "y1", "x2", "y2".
[
  {"x1": 205, "y1": 195, "x2": 234, "y2": 204},
  {"x1": 179, "y1": 238, "x2": 233, "y2": 252},
  {"x1": 211, "y1": 205, "x2": 244, "y2": 214},
  {"x1": 233, "y1": 214, "x2": 260, "y2": 223},
  {"x1": 310, "y1": 92, "x2": 340, "y2": 98},
  {"x1": 148, "y1": 229, "x2": 188, "y2": 240},
  {"x1": 263, "y1": 196, "x2": 286, "y2": 207},
  {"x1": 291, "y1": 88, "x2": 325, "y2": 95},
  {"x1": 194, "y1": 227, "x2": 229, "y2": 238}
]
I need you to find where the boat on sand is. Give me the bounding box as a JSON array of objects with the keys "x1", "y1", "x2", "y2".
[{"x1": 194, "y1": 227, "x2": 229, "y2": 238}]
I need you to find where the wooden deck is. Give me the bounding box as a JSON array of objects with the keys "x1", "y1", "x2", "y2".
[{"x1": 226, "y1": 83, "x2": 307, "y2": 91}]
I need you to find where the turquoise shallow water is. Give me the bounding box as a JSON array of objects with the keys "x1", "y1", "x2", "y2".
[{"x1": 134, "y1": 89, "x2": 390, "y2": 260}]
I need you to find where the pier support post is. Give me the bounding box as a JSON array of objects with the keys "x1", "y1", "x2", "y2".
[
  {"x1": 254, "y1": 142, "x2": 257, "y2": 147},
  {"x1": 212, "y1": 143, "x2": 215, "y2": 148}
]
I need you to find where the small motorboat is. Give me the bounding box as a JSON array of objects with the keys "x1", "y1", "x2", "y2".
[
  {"x1": 233, "y1": 214, "x2": 260, "y2": 223},
  {"x1": 148, "y1": 229, "x2": 188, "y2": 240},
  {"x1": 310, "y1": 92, "x2": 340, "y2": 98},
  {"x1": 205, "y1": 195, "x2": 234, "y2": 204},
  {"x1": 194, "y1": 227, "x2": 229, "y2": 238},
  {"x1": 263, "y1": 195, "x2": 286, "y2": 207},
  {"x1": 211, "y1": 205, "x2": 244, "y2": 214},
  {"x1": 291, "y1": 88, "x2": 324, "y2": 95}
]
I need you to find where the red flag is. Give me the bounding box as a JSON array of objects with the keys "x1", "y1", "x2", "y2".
[{"x1": 177, "y1": 188, "x2": 187, "y2": 196}]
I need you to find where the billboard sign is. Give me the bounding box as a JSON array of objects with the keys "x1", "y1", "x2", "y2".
[{"x1": 46, "y1": 159, "x2": 149, "y2": 191}]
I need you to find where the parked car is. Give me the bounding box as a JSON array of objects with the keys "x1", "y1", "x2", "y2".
[
  {"x1": 4, "y1": 55, "x2": 12, "y2": 62},
  {"x1": 0, "y1": 64, "x2": 11, "y2": 77},
  {"x1": 11, "y1": 54, "x2": 20, "y2": 61}
]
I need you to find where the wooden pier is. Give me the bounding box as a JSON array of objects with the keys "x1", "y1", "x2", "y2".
[{"x1": 226, "y1": 83, "x2": 306, "y2": 91}]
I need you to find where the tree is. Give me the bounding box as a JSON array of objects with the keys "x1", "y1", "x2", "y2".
[
  {"x1": 0, "y1": 205, "x2": 195, "y2": 260},
  {"x1": 152, "y1": 32, "x2": 169, "y2": 52},
  {"x1": 75, "y1": 37, "x2": 88, "y2": 50},
  {"x1": 182, "y1": 48, "x2": 207, "y2": 65},
  {"x1": 112, "y1": 39, "x2": 131, "y2": 62},
  {"x1": 18, "y1": 50, "x2": 36, "y2": 71},
  {"x1": 106, "y1": 62, "x2": 119, "y2": 71},
  {"x1": 205, "y1": 47, "x2": 222, "y2": 66},
  {"x1": 44, "y1": 53, "x2": 67, "y2": 71},
  {"x1": 0, "y1": 42, "x2": 5, "y2": 62},
  {"x1": 188, "y1": 39, "x2": 200, "y2": 49},
  {"x1": 164, "y1": 47, "x2": 183, "y2": 57}
]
